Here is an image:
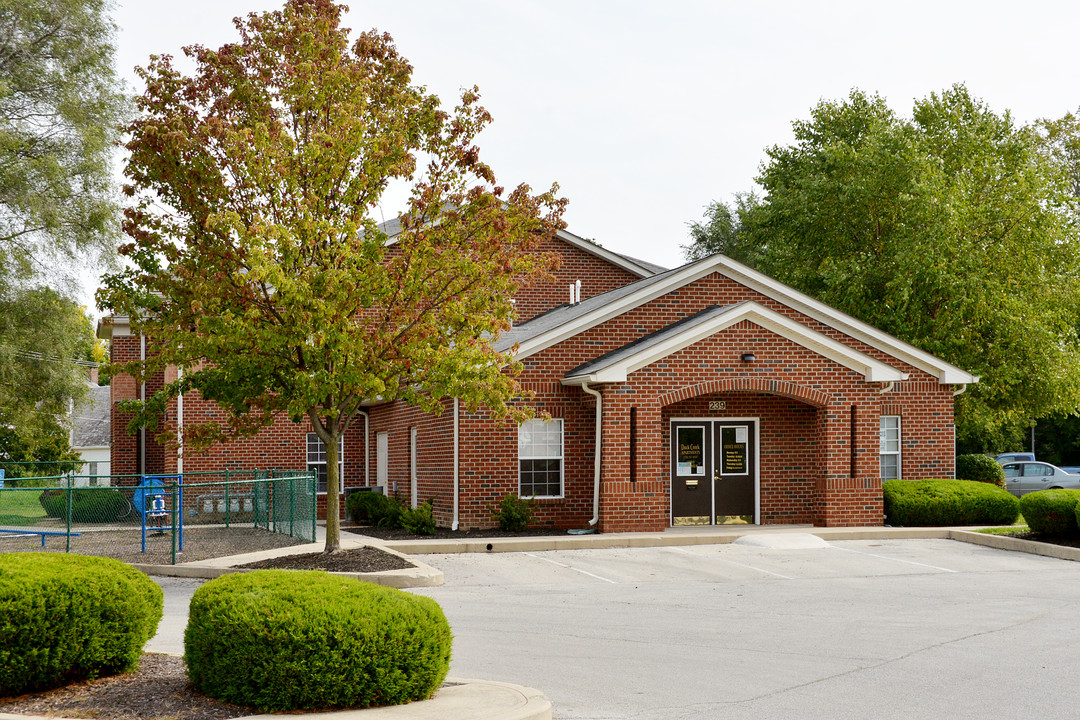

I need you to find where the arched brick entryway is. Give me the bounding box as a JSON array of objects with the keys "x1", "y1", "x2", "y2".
[{"x1": 659, "y1": 377, "x2": 830, "y2": 409}]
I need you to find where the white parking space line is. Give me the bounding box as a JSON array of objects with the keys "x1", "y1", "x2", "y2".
[
  {"x1": 830, "y1": 544, "x2": 957, "y2": 573},
  {"x1": 666, "y1": 545, "x2": 793, "y2": 579},
  {"x1": 524, "y1": 552, "x2": 618, "y2": 584}
]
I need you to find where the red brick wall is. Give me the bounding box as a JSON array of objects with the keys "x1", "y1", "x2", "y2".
[
  {"x1": 513, "y1": 234, "x2": 646, "y2": 322},
  {"x1": 446, "y1": 272, "x2": 957, "y2": 532}
]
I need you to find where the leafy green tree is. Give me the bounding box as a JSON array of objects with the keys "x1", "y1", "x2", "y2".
[
  {"x1": 0, "y1": 0, "x2": 125, "y2": 285},
  {"x1": 0, "y1": 0, "x2": 123, "y2": 457},
  {"x1": 0, "y1": 287, "x2": 98, "y2": 458},
  {"x1": 732, "y1": 85, "x2": 1080, "y2": 451},
  {"x1": 682, "y1": 194, "x2": 761, "y2": 265},
  {"x1": 98, "y1": 0, "x2": 566, "y2": 552}
]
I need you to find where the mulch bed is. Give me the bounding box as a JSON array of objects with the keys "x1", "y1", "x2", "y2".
[
  {"x1": 0, "y1": 654, "x2": 256, "y2": 720},
  {"x1": 1009, "y1": 531, "x2": 1080, "y2": 549},
  {"x1": 236, "y1": 545, "x2": 414, "y2": 572}
]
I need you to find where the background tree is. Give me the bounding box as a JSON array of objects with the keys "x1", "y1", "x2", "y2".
[
  {"x1": 0, "y1": 288, "x2": 100, "y2": 464},
  {"x1": 691, "y1": 85, "x2": 1080, "y2": 451},
  {"x1": 0, "y1": 0, "x2": 125, "y2": 285},
  {"x1": 98, "y1": 0, "x2": 566, "y2": 553},
  {"x1": 0, "y1": 0, "x2": 125, "y2": 458},
  {"x1": 682, "y1": 194, "x2": 761, "y2": 265}
]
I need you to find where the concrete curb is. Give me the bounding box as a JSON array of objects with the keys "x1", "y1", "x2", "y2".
[
  {"x1": 0, "y1": 677, "x2": 551, "y2": 720},
  {"x1": 132, "y1": 536, "x2": 444, "y2": 587}
]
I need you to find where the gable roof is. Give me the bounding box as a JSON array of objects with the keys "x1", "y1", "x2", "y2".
[
  {"x1": 563, "y1": 302, "x2": 907, "y2": 384},
  {"x1": 380, "y1": 219, "x2": 662, "y2": 279},
  {"x1": 499, "y1": 253, "x2": 978, "y2": 386}
]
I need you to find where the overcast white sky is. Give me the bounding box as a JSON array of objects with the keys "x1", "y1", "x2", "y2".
[{"x1": 94, "y1": 0, "x2": 1080, "y2": 308}]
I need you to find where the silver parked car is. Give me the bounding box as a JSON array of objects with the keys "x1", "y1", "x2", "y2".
[{"x1": 1002, "y1": 461, "x2": 1080, "y2": 498}]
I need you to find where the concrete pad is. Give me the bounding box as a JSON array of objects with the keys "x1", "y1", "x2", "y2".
[{"x1": 732, "y1": 532, "x2": 830, "y2": 549}]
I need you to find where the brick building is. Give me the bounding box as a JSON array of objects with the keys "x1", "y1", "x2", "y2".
[{"x1": 100, "y1": 225, "x2": 976, "y2": 533}]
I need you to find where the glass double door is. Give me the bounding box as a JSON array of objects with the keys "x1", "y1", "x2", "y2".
[{"x1": 671, "y1": 419, "x2": 757, "y2": 526}]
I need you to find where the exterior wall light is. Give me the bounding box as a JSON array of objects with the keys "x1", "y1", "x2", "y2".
[{"x1": 741, "y1": 353, "x2": 756, "y2": 363}]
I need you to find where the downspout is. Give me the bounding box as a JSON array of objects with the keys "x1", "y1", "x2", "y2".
[
  {"x1": 953, "y1": 384, "x2": 968, "y2": 396},
  {"x1": 877, "y1": 381, "x2": 895, "y2": 394},
  {"x1": 452, "y1": 398, "x2": 460, "y2": 531},
  {"x1": 140, "y1": 333, "x2": 146, "y2": 476},
  {"x1": 581, "y1": 383, "x2": 602, "y2": 527},
  {"x1": 176, "y1": 366, "x2": 183, "y2": 475},
  {"x1": 358, "y1": 409, "x2": 369, "y2": 486}
]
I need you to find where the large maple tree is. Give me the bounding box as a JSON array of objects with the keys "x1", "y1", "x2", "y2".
[{"x1": 99, "y1": 0, "x2": 566, "y2": 551}]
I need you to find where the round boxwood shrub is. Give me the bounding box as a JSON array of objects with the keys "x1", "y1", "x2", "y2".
[
  {"x1": 0, "y1": 553, "x2": 164, "y2": 696},
  {"x1": 955, "y1": 454, "x2": 1006, "y2": 487},
  {"x1": 39, "y1": 487, "x2": 132, "y2": 522},
  {"x1": 185, "y1": 570, "x2": 452, "y2": 712},
  {"x1": 883, "y1": 479, "x2": 1020, "y2": 526},
  {"x1": 1020, "y1": 489, "x2": 1080, "y2": 536}
]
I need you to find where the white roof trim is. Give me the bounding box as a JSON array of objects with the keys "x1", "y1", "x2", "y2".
[
  {"x1": 562, "y1": 302, "x2": 907, "y2": 384},
  {"x1": 382, "y1": 219, "x2": 658, "y2": 279},
  {"x1": 555, "y1": 229, "x2": 656, "y2": 278},
  {"x1": 518, "y1": 254, "x2": 977, "y2": 385},
  {"x1": 713, "y1": 256, "x2": 978, "y2": 384}
]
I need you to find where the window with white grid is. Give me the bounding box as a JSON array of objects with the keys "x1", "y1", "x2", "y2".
[
  {"x1": 879, "y1": 416, "x2": 901, "y2": 480},
  {"x1": 306, "y1": 433, "x2": 344, "y2": 493},
  {"x1": 519, "y1": 419, "x2": 563, "y2": 498}
]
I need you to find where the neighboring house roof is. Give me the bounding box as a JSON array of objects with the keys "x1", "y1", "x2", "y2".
[
  {"x1": 71, "y1": 383, "x2": 111, "y2": 450},
  {"x1": 563, "y1": 302, "x2": 907, "y2": 385},
  {"x1": 380, "y1": 219, "x2": 663, "y2": 279},
  {"x1": 499, "y1": 253, "x2": 978, "y2": 386}
]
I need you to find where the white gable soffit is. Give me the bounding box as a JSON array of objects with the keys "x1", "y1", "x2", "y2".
[
  {"x1": 514, "y1": 256, "x2": 728, "y2": 358},
  {"x1": 517, "y1": 253, "x2": 977, "y2": 385},
  {"x1": 563, "y1": 301, "x2": 907, "y2": 385},
  {"x1": 555, "y1": 229, "x2": 657, "y2": 278},
  {"x1": 713, "y1": 256, "x2": 979, "y2": 385}
]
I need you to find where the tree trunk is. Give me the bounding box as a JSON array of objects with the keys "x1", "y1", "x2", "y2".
[{"x1": 323, "y1": 425, "x2": 342, "y2": 554}]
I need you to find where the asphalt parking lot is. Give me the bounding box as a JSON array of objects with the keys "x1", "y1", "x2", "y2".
[{"x1": 408, "y1": 537, "x2": 1080, "y2": 720}]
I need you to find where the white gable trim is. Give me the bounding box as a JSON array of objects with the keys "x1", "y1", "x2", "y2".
[
  {"x1": 517, "y1": 254, "x2": 977, "y2": 385},
  {"x1": 562, "y1": 302, "x2": 907, "y2": 384},
  {"x1": 555, "y1": 229, "x2": 657, "y2": 278}
]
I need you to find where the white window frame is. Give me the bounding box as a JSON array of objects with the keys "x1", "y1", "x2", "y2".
[
  {"x1": 376, "y1": 431, "x2": 389, "y2": 489},
  {"x1": 306, "y1": 433, "x2": 344, "y2": 494},
  {"x1": 879, "y1": 416, "x2": 901, "y2": 480},
  {"x1": 518, "y1": 418, "x2": 564, "y2": 499},
  {"x1": 410, "y1": 427, "x2": 418, "y2": 508}
]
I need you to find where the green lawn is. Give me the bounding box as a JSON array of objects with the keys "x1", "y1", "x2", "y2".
[{"x1": 0, "y1": 489, "x2": 48, "y2": 526}]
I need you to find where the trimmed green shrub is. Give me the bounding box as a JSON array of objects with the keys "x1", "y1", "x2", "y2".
[
  {"x1": 883, "y1": 479, "x2": 1020, "y2": 526},
  {"x1": 0, "y1": 553, "x2": 164, "y2": 696},
  {"x1": 185, "y1": 570, "x2": 452, "y2": 711},
  {"x1": 346, "y1": 490, "x2": 402, "y2": 527},
  {"x1": 399, "y1": 502, "x2": 436, "y2": 536},
  {"x1": 956, "y1": 454, "x2": 1006, "y2": 487},
  {"x1": 1021, "y1": 489, "x2": 1080, "y2": 536},
  {"x1": 490, "y1": 494, "x2": 536, "y2": 532},
  {"x1": 38, "y1": 487, "x2": 131, "y2": 522}
]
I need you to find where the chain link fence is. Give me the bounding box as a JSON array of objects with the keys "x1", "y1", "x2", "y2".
[{"x1": 0, "y1": 470, "x2": 317, "y2": 565}]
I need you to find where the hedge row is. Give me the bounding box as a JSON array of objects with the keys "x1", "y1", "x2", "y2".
[
  {"x1": 185, "y1": 570, "x2": 452, "y2": 712},
  {"x1": 883, "y1": 479, "x2": 1020, "y2": 527},
  {"x1": 955, "y1": 454, "x2": 1006, "y2": 487},
  {"x1": 1020, "y1": 489, "x2": 1080, "y2": 536},
  {"x1": 0, "y1": 554, "x2": 163, "y2": 696}
]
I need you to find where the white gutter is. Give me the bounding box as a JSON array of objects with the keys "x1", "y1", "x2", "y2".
[
  {"x1": 176, "y1": 366, "x2": 184, "y2": 475},
  {"x1": 452, "y1": 398, "x2": 460, "y2": 531},
  {"x1": 581, "y1": 383, "x2": 602, "y2": 527}
]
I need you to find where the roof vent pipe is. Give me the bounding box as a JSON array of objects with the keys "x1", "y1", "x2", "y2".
[
  {"x1": 575, "y1": 279, "x2": 582, "y2": 304},
  {"x1": 569, "y1": 283, "x2": 575, "y2": 305}
]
